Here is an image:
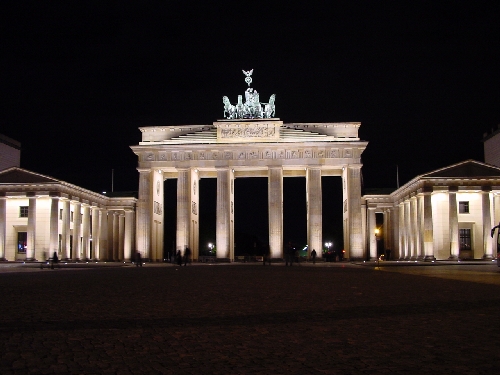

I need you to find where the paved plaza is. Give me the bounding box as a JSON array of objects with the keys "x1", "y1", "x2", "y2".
[{"x1": 1, "y1": 261, "x2": 500, "y2": 374}]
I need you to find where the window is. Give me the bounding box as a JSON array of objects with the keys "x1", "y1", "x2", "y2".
[
  {"x1": 59, "y1": 209, "x2": 63, "y2": 220},
  {"x1": 70, "y1": 212, "x2": 74, "y2": 222},
  {"x1": 459, "y1": 201, "x2": 469, "y2": 214},
  {"x1": 17, "y1": 232, "x2": 27, "y2": 253},
  {"x1": 19, "y1": 206, "x2": 28, "y2": 218},
  {"x1": 460, "y1": 229, "x2": 471, "y2": 250}
]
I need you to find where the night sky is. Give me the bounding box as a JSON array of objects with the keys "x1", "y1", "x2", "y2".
[{"x1": 2, "y1": 2, "x2": 499, "y2": 252}]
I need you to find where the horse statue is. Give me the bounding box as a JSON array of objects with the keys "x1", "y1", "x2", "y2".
[
  {"x1": 264, "y1": 94, "x2": 276, "y2": 118},
  {"x1": 223, "y1": 96, "x2": 236, "y2": 119}
]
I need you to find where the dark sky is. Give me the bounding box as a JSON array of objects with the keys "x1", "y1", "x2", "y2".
[{"x1": 2, "y1": 1, "x2": 499, "y2": 249}]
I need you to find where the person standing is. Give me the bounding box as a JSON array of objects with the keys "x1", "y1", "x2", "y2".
[
  {"x1": 51, "y1": 251, "x2": 59, "y2": 269},
  {"x1": 184, "y1": 247, "x2": 191, "y2": 266},
  {"x1": 311, "y1": 249, "x2": 317, "y2": 264},
  {"x1": 135, "y1": 251, "x2": 142, "y2": 267},
  {"x1": 176, "y1": 250, "x2": 182, "y2": 266}
]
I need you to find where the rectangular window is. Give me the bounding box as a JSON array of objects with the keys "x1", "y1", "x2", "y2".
[
  {"x1": 17, "y1": 232, "x2": 27, "y2": 253},
  {"x1": 19, "y1": 206, "x2": 28, "y2": 218},
  {"x1": 59, "y1": 208, "x2": 63, "y2": 220},
  {"x1": 70, "y1": 212, "x2": 74, "y2": 222},
  {"x1": 459, "y1": 201, "x2": 469, "y2": 214},
  {"x1": 459, "y1": 229, "x2": 471, "y2": 250}
]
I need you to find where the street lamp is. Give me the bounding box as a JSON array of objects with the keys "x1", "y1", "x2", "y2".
[
  {"x1": 325, "y1": 242, "x2": 332, "y2": 251},
  {"x1": 208, "y1": 243, "x2": 214, "y2": 254}
]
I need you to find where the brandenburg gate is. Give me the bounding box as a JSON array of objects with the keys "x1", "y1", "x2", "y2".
[{"x1": 131, "y1": 71, "x2": 367, "y2": 261}]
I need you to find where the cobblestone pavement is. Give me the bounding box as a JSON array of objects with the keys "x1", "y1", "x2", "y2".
[{"x1": 1, "y1": 262, "x2": 500, "y2": 374}]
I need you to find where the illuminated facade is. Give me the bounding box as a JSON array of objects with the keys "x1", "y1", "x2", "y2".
[
  {"x1": 131, "y1": 119, "x2": 367, "y2": 261},
  {"x1": 363, "y1": 160, "x2": 500, "y2": 260},
  {"x1": 0, "y1": 168, "x2": 136, "y2": 261}
]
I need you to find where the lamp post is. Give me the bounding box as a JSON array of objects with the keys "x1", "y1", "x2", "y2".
[
  {"x1": 208, "y1": 243, "x2": 214, "y2": 254},
  {"x1": 374, "y1": 228, "x2": 381, "y2": 260}
]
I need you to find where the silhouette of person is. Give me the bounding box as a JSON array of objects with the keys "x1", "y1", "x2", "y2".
[
  {"x1": 135, "y1": 251, "x2": 142, "y2": 267},
  {"x1": 184, "y1": 247, "x2": 191, "y2": 266},
  {"x1": 51, "y1": 251, "x2": 59, "y2": 269},
  {"x1": 176, "y1": 250, "x2": 182, "y2": 266},
  {"x1": 311, "y1": 249, "x2": 317, "y2": 264}
]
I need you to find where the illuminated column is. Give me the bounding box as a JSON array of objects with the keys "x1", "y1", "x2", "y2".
[
  {"x1": 124, "y1": 209, "x2": 134, "y2": 261},
  {"x1": 100, "y1": 210, "x2": 109, "y2": 261},
  {"x1": 107, "y1": 210, "x2": 114, "y2": 261},
  {"x1": 189, "y1": 169, "x2": 200, "y2": 261},
  {"x1": 398, "y1": 201, "x2": 406, "y2": 260},
  {"x1": 118, "y1": 212, "x2": 125, "y2": 260},
  {"x1": 176, "y1": 169, "x2": 190, "y2": 254},
  {"x1": 113, "y1": 212, "x2": 119, "y2": 260},
  {"x1": 91, "y1": 207, "x2": 100, "y2": 260},
  {"x1": 0, "y1": 194, "x2": 6, "y2": 261},
  {"x1": 404, "y1": 200, "x2": 411, "y2": 259},
  {"x1": 216, "y1": 168, "x2": 231, "y2": 259},
  {"x1": 368, "y1": 207, "x2": 377, "y2": 260},
  {"x1": 268, "y1": 167, "x2": 283, "y2": 259},
  {"x1": 423, "y1": 188, "x2": 435, "y2": 261},
  {"x1": 417, "y1": 194, "x2": 425, "y2": 260},
  {"x1": 229, "y1": 169, "x2": 235, "y2": 261},
  {"x1": 72, "y1": 202, "x2": 81, "y2": 260},
  {"x1": 307, "y1": 168, "x2": 322, "y2": 258},
  {"x1": 25, "y1": 193, "x2": 37, "y2": 261},
  {"x1": 49, "y1": 193, "x2": 59, "y2": 257},
  {"x1": 391, "y1": 205, "x2": 399, "y2": 259},
  {"x1": 343, "y1": 166, "x2": 363, "y2": 259},
  {"x1": 81, "y1": 204, "x2": 91, "y2": 260},
  {"x1": 410, "y1": 196, "x2": 419, "y2": 260},
  {"x1": 482, "y1": 187, "x2": 493, "y2": 259},
  {"x1": 448, "y1": 187, "x2": 459, "y2": 259},
  {"x1": 61, "y1": 198, "x2": 70, "y2": 260},
  {"x1": 136, "y1": 169, "x2": 151, "y2": 259}
]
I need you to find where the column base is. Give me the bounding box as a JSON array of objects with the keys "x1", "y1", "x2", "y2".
[
  {"x1": 424, "y1": 255, "x2": 436, "y2": 261},
  {"x1": 448, "y1": 255, "x2": 459, "y2": 260},
  {"x1": 417, "y1": 256, "x2": 426, "y2": 261},
  {"x1": 482, "y1": 254, "x2": 494, "y2": 260},
  {"x1": 24, "y1": 258, "x2": 38, "y2": 262}
]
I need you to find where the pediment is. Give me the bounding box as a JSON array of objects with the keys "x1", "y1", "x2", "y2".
[
  {"x1": 422, "y1": 160, "x2": 500, "y2": 179},
  {"x1": 0, "y1": 167, "x2": 59, "y2": 184}
]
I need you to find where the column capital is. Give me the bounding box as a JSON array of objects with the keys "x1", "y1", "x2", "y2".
[
  {"x1": 482, "y1": 186, "x2": 492, "y2": 192},
  {"x1": 448, "y1": 186, "x2": 459, "y2": 192}
]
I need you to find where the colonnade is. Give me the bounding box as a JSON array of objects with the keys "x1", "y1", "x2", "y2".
[
  {"x1": 365, "y1": 186, "x2": 496, "y2": 260},
  {"x1": 136, "y1": 165, "x2": 363, "y2": 262},
  {"x1": 0, "y1": 192, "x2": 135, "y2": 262}
]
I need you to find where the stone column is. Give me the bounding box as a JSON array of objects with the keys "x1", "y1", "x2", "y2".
[
  {"x1": 343, "y1": 166, "x2": 363, "y2": 260},
  {"x1": 26, "y1": 192, "x2": 37, "y2": 261},
  {"x1": 423, "y1": 188, "x2": 435, "y2": 261},
  {"x1": 482, "y1": 187, "x2": 493, "y2": 259},
  {"x1": 136, "y1": 169, "x2": 151, "y2": 260},
  {"x1": 112, "y1": 212, "x2": 119, "y2": 261},
  {"x1": 307, "y1": 168, "x2": 322, "y2": 258},
  {"x1": 410, "y1": 196, "x2": 419, "y2": 260},
  {"x1": 100, "y1": 210, "x2": 109, "y2": 261},
  {"x1": 391, "y1": 206, "x2": 399, "y2": 259},
  {"x1": 81, "y1": 205, "x2": 91, "y2": 260},
  {"x1": 124, "y1": 209, "x2": 134, "y2": 261},
  {"x1": 72, "y1": 202, "x2": 81, "y2": 260},
  {"x1": 448, "y1": 187, "x2": 459, "y2": 259},
  {"x1": 61, "y1": 198, "x2": 71, "y2": 260},
  {"x1": 383, "y1": 209, "x2": 390, "y2": 257},
  {"x1": 91, "y1": 207, "x2": 100, "y2": 260},
  {"x1": 118, "y1": 212, "x2": 125, "y2": 261},
  {"x1": 268, "y1": 167, "x2": 283, "y2": 259},
  {"x1": 216, "y1": 168, "x2": 230, "y2": 260},
  {"x1": 0, "y1": 194, "x2": 6, "y2": 261},
  {"x1": 107, "y1": 210, "x2": 114, "y2": 261},
  {"x1": 404, "y1": 200, "x2": 412, "y2": 260},
  {"x1": 368, "y1": 207, "x2": 377, "y2": 260},
  {"x1": 49, "y1": 193, "x2": 59, "y2": 258},
  {"x1": 176, "y1": 169, "x2": 190, "y2": 255},
  {"x1": 190, "y1": 169, "x2": 200, "y2": 261},
  {"x1": 398, "y1": 202, "x2": 406, "y2": 260},
  {"x1": 416, "y1": 194, "x2": 425, "y2": 260}
]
